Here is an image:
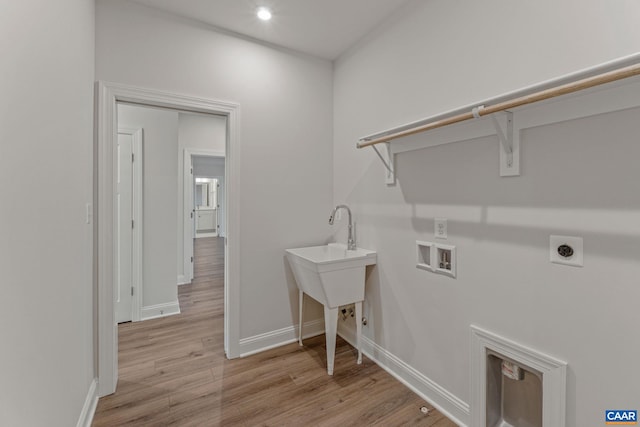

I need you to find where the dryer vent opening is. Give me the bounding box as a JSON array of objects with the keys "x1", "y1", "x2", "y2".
[
  {"x1": 486, "y1": 351, "x2": 542, "y2": 427},
  {"x1": 471, "y1": 326, "x2": 567, "y2": 427}
]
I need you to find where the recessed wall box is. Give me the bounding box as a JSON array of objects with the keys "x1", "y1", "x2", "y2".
[
  {"x1": 435, "y1": 244, "x2": 456, "y2": 278},
  {"x1": 416, "y1": 241, "x2": 456, "y2": 278},
  {"x1": 416, "y1": 241, "x2": 434, "y2": 271}
]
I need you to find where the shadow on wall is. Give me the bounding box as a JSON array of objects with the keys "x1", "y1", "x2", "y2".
[{"x1": 352, "y1": 107, "x2": 640, "y2": 262}]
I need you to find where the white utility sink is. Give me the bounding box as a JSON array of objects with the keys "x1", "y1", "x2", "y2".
[{"x1": 285, "y1": 243, "x2": 376, "y2": 375}]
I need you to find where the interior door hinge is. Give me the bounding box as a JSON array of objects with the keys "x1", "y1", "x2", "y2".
[
  {"x1": 190, "y1": 212, "x2": 193, "y2": 218},
  {"x1": 131, "y1": 220, "x2": 134, "y2": 229},
  {"x1": 191, "y1": 257, "x2": 193, "y2": 263},
  {"x1": 190, "y1": 168, "x2": 193, "y2": 174},
  {"x1": 131, "y1": 287, "x2": 134, "y2": 296},
  {"x1": 132, "y1": 153, "x2": 134, "y2": 162}
]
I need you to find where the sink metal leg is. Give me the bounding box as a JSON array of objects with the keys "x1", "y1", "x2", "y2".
[
  {"x1": 298, "y1": 290, "x2": 304, "y2": 346},
  {"x1": 324, "y1": 306, "x2": 339, "y2": 375},
  {"x1": 355, "y1": 301, "x2": 362, "y2": 364}
]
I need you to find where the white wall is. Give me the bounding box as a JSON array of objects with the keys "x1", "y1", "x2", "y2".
[
  {"x1": 193, "y1": 156, "x2": 225, "y2": 177},
  {"x1": 179, "y1": 112, "x2": 226, "y2": 153},
  {"x1": 97, "y1": 0, "x2": 332, "y2": 339},
  {"x1": 177, "y1": 112, "x2": 226, "y2": 279},
  {"x1": 118, "y1": 104, "x2": 179, "y2": 309},
  {"x1": 333, "y1": 1, "x2": 640, "y2": 426},
  {"x1": 0, "y1": 1, "x2": 95, "y2": 426}
]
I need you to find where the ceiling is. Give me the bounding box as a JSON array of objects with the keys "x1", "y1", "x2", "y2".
[{"x1": 128, "y1": 0, "x2": 413, "y2": 60}]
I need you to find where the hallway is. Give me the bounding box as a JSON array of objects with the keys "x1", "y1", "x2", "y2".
[{"x1": 93, "y1": 237, "x2": 455, "y2": 426}]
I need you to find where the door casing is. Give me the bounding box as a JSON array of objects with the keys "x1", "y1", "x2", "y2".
[{"x1": 96, "y1": 81, "x2": 241, "y2": 397}]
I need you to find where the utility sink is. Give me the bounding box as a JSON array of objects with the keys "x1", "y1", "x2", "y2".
[
  {"x1": 285, "y1": 243, "x2": 376, "y2": 308},
  {"x1": 285, "y1": 243, "x2": 376, "y2": 375}
]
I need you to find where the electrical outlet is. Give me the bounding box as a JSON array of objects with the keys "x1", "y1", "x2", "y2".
[
  {"x1": 550, "y1": 235, "x2": 583, "y2": 267},
  {"x1": 435, "y1": 218, "x2": 447, "y2": 239}
]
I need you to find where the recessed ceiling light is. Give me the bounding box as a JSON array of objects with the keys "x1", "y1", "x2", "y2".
[{"x1": 257, "y1": 7, "x2": 272, "y2": 21}]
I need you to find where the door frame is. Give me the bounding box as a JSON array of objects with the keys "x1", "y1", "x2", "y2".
[
  {"x1": 97, "y1": 81, "x2": 241, "y2": 397},
  {"x1": 183, "y1": 149, "x2": 224, "y2": 283},
  {"x1": 117, "y1": 127, "x2": 143, "y2": 322},
  {"x1": 210, "y1": 175, "x2": 225, "y2": 238}
]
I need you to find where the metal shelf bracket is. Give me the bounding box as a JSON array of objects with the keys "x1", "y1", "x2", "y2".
[
  {"x1": 371, "y1": 142, "x2": 395, "y2": 185},
  {"x1": 474, "y1": 107, "x2": 520, "y2": 177}
]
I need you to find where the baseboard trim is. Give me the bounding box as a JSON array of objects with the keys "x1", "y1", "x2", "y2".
[
  {"x1": 236, "y1": 319, "x2": 469, "y2": 425},
  {"x1": 177, "y1": 275, "x2": 191, "y2": 286},
  {"x1": 141, "y1": 301, "x2": 181, "y2": 321},
  {"x1": 239, "y1": 319, "x2": 325, "y2": 358},
  {"x1": 338, "y1": 326, "x2": 469, "y2": 427},
  {"x1": 195, "y1": 231, "x2": 218, "y2": 238},
  {"x1": 76, "y1": 378, "x2": 98, "y2": 427}
]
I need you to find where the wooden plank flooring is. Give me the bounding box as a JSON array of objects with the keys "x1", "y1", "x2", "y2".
[{"x1": 93, "y1": 237, "x2": 457, "y2": 426}]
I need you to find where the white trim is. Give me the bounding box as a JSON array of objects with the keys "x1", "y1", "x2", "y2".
[
  {"x1": 97, "y1": 81, "x2": 242, "y2": 397},
  {"x1": 209, "y1": 175, "x2": 225, "y2": 238},
  {"x1": 239, "y1": 319, "x2": 325, "y2": 358},
  {"x1": 117, "y1": 127, "x2": 143, "y2": 322},
  {"x1": 177, "y1": 274, "x2": 190, "y2": 286},
  {"x1": 75, "y1": 379, "x2": 98, "y2": 427},
  {"x1": 470, "y1": 325, "x2": 567, "y2": 427},
  {"x1": 141, "y1": 301, "x2": 181, "y2": 321},
  {"x1": 182, "y1": 149, "x2": 194, "y2": 283},
  {"x1": 195, "y1": 231, "x2": 218, "y2": 238},
  {"x1": 339, "y1": 325, "x2": 469, "y2": 427},
  {"x1": 188, "y1": 148, "x2": 225, "y2": 157},
  {"x1": 239, "y1": 319, "x2": 470, "y2": 426}
]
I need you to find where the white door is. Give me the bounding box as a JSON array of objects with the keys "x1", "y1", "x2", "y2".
[
  {"x1": 183, "y1": 153, "x2": 194, "y2": 282},
  {"x1": 116, "y1": 133, "x2": 133, "y2": 323}
]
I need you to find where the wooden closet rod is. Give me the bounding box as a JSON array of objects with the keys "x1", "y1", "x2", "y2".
[{"x1": 357, "y1": 62, "x2": 640, "y2": 149}]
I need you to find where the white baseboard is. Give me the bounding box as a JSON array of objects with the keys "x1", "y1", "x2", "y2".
[
  {"x1": 236, "y1": 318, "x2": 469, "y2": 426},
  {"x1": 177, "y1": 274, "x2": 191, "y2": 286},
  {"x1": 338, "y1": 325, "x2": 469, "y2": 427},
  {"x1": 141, "y1": 300, "x2": 181, "y2": 321},
  {"x1": 196, "y1": 231, "x2": 218, "y2": 238},
  {"x1": 76, "y1": 378, "x2": 98, "y2": 427},
  {"x1": 239, "y1": 319, "x2": 325, "y2": 358}
]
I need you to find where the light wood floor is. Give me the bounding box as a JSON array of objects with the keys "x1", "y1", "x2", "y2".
[{"x1": 93, "y1": 237, "x2": 457, "y2": 426}]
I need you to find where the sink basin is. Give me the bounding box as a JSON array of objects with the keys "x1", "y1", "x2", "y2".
[
  {"x1": 285, "y1": 243, "x2": 376, "y2": 375},
  {"x1": 285, "y1": 243, "x2": 376, "y2": 309}
]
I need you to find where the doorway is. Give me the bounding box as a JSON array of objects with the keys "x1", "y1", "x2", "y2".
[
  {"x1": 195, "y1": 178, "x2": 219, "y2": 237},
  {"x1": 97, "y1": 82, "x2": 241, "y2": 397},
  {"x1": 182, "y1": 150, "x2": 225, "y2": 285}
]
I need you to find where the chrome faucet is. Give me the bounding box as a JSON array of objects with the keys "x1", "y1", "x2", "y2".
[{"x1": 329, "y1": 204, "x2": 356, "y2": 250}]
